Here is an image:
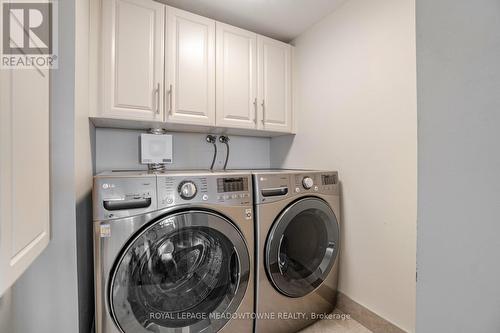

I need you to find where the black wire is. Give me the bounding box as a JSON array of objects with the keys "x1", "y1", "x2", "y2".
[
  {"x1": 210, "y1": 143, "x2": 217, "y2": 170},
  {"x1": 223, "y1": 141, "x2": 229, "y2": 170}
]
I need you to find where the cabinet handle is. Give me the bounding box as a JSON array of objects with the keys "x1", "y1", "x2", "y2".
[
  {"x1": 253, "y1": 98, "x2": 257, "y2": 124},
  {"x1": 154, "y1": 83, "x2": 160, "y2": 114},
  {"x1": 168, "y1": 84, "x2": 173, "y2": 115},
  {"x1": 261, "y1": 100, "x2": 265, "y2": 125}
]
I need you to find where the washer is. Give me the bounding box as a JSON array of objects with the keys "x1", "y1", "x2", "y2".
[
  {"x1": 93, "y1": 170, "x2": 254, "y2": 333},
  {"x1": 253, "y1": 170, "x2": 340, "y2": 333}
]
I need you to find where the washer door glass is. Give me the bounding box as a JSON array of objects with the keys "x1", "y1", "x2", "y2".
[
  {"x1": 109, "y1": 211, "x2": 250, "y2": 333},
  {"x1": 266, "y1": 198, "x2": 339, "y2": 298}
]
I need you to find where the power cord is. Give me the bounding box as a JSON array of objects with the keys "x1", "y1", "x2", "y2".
[
  {"x1": 219, "y1": 135, "x2": 230, "y2": 170},
  {"x1": 206, "y1": 135, "x2": 217, "y2": 170}
]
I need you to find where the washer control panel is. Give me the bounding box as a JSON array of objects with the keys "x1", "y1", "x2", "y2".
[
  {"x1": 93, "y1": 174, "x2": 157, "y2": 221},
  {"x1": 302, "y1": 177, "x2": 314, "y2": 189},
  {"x1": 178, "y1": 181, "x2": 197, "y2": 199},
  {"x1": 157, "y1": 173, "x2": 252, "y2": 209},
  {"x1": 94, "y1": 171, "x2": 253, "y2": 221}
]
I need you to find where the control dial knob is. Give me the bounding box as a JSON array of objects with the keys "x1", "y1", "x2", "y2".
[
  {"x1": 302, "y1": 177, "x2": 314, "y2": 190},
  {"x1": 178, "y1": 181, "x2": 197, "y2": 200}
]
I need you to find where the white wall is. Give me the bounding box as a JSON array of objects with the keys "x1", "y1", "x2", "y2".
[
  {"x1": 271, "y1": 0, "x2": 417, "y2": 331},
  {"x1": 416, "y1": 1, "x2": 500, "y2": 332},
  {"x1": 95, "y1": 128, "x2": 271, "y2": 172}
]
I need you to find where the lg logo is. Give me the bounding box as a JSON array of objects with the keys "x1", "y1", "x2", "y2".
[{"x1": 2, "y1": 2, "x2": 52, "y2": 55}]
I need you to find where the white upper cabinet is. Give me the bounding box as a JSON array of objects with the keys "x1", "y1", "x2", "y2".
[
  {"x1": 0, "y1": 66, "x2": 50, "y2": 296},
  {"x1": 166, "y1": 8, "x2": 215, "y2": 126},
  {"x1": 258, "y1": 36, "x2": 293, "y2": 132},
  {"x1": 215, "y1": 23, "x2": 258, "y2": 129},
  {"x1": 102, "y1": 0, "x2": 165, "y2": 121},
  {"x1": 97, "y1": 0, "x2": 294, "y2": 135}
]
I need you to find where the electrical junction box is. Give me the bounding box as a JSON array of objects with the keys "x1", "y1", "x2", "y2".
[{"x1": 140, "y1": 133, "x2": 173, "y2": 164}]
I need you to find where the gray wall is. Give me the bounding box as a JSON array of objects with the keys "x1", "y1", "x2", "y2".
[
  {"x1": 95, "y1": 128, "x2": 271, "y2": 172},
  {"x1": 0, "y1": 290, "x2": 13, "y2": 332},
  {"x1": 75, "y1": 128, "x2": 95, "y2": 333},
  {"x1": 416, "y1": 0, "x2": 500, "y2": 332},
  {"x1": 75, "y1": 0, "x2": 96, "y2": 331},
  {"x1": 8, "y1": 0, "x2": 81, "y2": 332}
]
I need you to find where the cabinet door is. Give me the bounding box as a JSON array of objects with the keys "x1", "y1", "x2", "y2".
[
  {"x1": 166, "y1": 7, "x2": 215, "y2": 126},
  {"x1": 0, "y1": 67, "x2": 50, "y2": 296},
  {"x1": 102, "y1": 0, "x2": 165, "y2": 121},
  {"x1": 258, "y1": 36, "x2": 293, "y2": 132},
  {"x1": 216, "y1": 23, "x2": 258, "y2": 129}
]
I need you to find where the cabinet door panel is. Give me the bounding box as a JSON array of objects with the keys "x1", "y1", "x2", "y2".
[
  {"x1": 216, "y1": 23, "x2": 257, "y2": 129},
  {"x1": 166, "y1": 7, "x2": 215, "y2": 125},
  {"x1": 258, "y1": 36, "x2": 292, "y2": 132},
  {"x1": 102, "y1": 0, "x2": 164, "y2": 121},
  {"x1": 11, "y1": 70, "x2": 50, "y2": 256},
  {"x1": 0, "y1": 67, "x2": 50, "y2": 297}
]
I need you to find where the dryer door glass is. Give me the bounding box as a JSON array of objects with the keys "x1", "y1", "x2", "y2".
[
  {"x1": 109, "y1": 211, "x2": 250, "y2": 333},
  {"x1": 266, "y1": 197, "x2": 339, "y2": 297}
]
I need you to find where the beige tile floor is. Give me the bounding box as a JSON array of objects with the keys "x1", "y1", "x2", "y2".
[{"x1": 299, "y1": 310, "x2": 372, "y2": 333}]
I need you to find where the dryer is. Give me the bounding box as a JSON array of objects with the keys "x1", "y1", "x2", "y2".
[
  {"x1": 93, "y1": 170, "x2": 254, "y2": 333},
  {"x1": 253, "y1": 170, "x2": 340, "y2": 333}
]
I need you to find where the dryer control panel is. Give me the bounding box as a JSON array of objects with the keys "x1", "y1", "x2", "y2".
[
  {"x1": 293, "y1": 172, "x2": 338, "y2": 194},
  {"x1": 253, "y1": 170, "x2": 339, "y2": 204}
]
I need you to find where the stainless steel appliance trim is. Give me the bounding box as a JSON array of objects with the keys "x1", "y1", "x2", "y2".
[
  {"x1": 261, "y1": 187, "x2": 289, "y2": 197},
  {"x1": 102, "y1": 197, "x2": 152, "y2": 211},
  {"x1": 265, "y1": 196, "x2": 340, "y2": 298},
  {"x1": 108, "y1": 210, "x2": 251, "y2": 333}
]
